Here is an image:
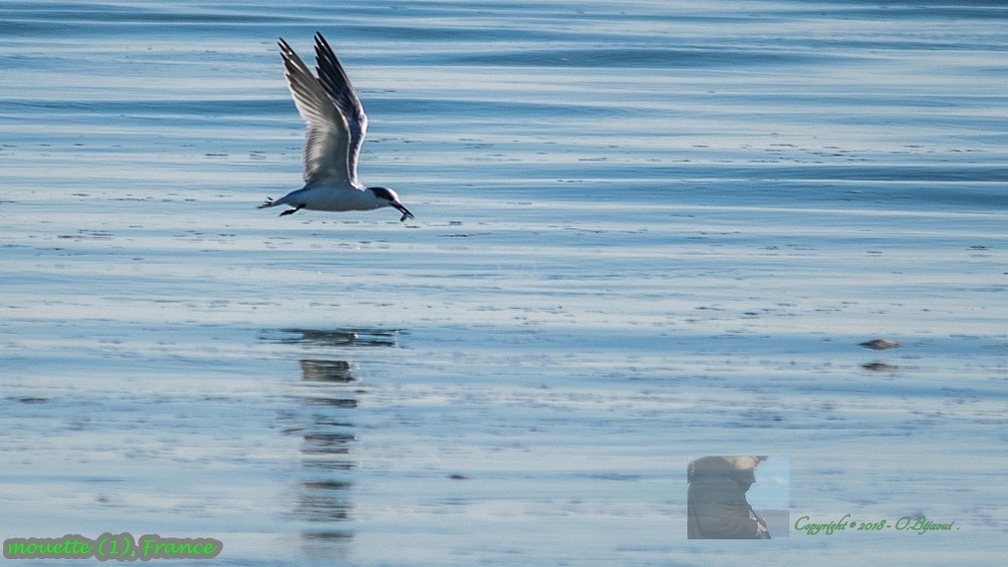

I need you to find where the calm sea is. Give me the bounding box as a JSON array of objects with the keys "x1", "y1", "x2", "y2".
[{"x1": 2, "y1": 1, "x2": 1007, "y2": 565}]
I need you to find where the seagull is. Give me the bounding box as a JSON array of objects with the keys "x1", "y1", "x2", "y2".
[{"x1": 259, "y1": 33, "x2": 413, "y2": 222}]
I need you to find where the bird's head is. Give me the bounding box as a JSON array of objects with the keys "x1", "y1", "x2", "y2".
[{"x1": 368, "y1": 187, "x2": 414, "y2": 222}]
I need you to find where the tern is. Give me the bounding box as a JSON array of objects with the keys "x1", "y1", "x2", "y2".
[{"x1": 259, "y1": 33, "x2": 413, "y2": 222}]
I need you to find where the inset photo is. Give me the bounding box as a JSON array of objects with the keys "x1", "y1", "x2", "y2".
[{"x1": 687, "y1": 456, "x2": 790, "y2": 539}]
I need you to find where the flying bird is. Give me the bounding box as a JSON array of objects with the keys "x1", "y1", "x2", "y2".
[{"x1": 259, "y1": 33, "x2": 413, "y2": 222}]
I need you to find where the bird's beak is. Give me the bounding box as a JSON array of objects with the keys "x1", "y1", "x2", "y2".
[{"x1": 393, "y1": 202, "x2": 414, "y2": 222}]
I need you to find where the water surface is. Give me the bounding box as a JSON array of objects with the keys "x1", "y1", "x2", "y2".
[{"x1": 2, "y1": 1, "x2": 1007, "y2": 565}]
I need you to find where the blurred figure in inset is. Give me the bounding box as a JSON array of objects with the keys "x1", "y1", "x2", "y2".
[{"x1": 687, "y1": 456, "x2": 769, "y2": 539}]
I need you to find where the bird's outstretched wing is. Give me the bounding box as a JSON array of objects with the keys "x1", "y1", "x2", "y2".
[
  {"x1": 278, "y1": 37, "x2": 353, "y2": 187},
  {"x1": 313, "y1": 32, "x2": 368, "y2": 186}
]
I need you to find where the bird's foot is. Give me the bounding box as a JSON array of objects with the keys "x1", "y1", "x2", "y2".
[{"x1": 279, "y1": 205, "x2": 304, "y2": 217}]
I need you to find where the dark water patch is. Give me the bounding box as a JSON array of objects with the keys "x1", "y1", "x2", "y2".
[
  {"x1": 301, "y1": 529, "x2": 352, "y2": 541},
  {"x1": 610, "y1": 165, "x2": 1008, "y2": 208},
  {"x1": 1, "y1": 98, "x2": 290, "y2": 119},
  {"x1": 347, "y1": 23, "x2": 565, "y2": 45},
  {"x1": 819, "y1": 3, "x2": 1008, "y2": 22},
  {"x1": 299, "y1": 359, "x2": 356, "y2": 383},
  {"x1": 863, "y1": 362, "x2": 900, "y2": 373},
  {"x1": 751, "y1": 164, "x2": 1008, "y2": 189},
  {"x1": 436, "y1": 162, "x2": 1008, "y2": 211},
  {"x1": 861, "y1": 339, "x2": 901, "y2": 351},
  {"x1": 0, "y1": 1, "x2": 296, "y2": 30},
  {"x1": 455, "y1": 46, "x2": 830, "y2": 69},
  {"x1": 261, "y1": 328, "x2": 401, "y2": 348},
  {"x1": 373, "y1": 96, "x2": 618, "y2": 121}
]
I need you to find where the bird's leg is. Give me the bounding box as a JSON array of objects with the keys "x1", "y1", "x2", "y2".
[{"x1": 279, "y1": 205, "x2": 304, "y2": 217}]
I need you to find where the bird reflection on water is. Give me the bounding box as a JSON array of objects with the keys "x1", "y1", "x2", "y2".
[
  {"x1": 288, "y1": 358, "x2": 358, "y2": 553},
  {"x1": 263, "y1": 328, "x2": 401, "y2": 556}
]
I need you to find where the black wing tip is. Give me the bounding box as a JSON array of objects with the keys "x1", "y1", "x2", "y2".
[
  {"x1": 314, "y1": 33, "x2": 336, "y2": 62},
  {"x1": 314, "y1": 32, "x2": 330, "y2": 54},
  {"x1": 277, "y1": 38, "x2": 297, "y2": 64},
  {"x1": 277, "y1": 33, "x2": 334, "y2": 65}
]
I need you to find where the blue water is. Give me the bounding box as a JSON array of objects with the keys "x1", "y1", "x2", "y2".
[{"x1": 2, "y1": 1, "x2": 1007, "y2": 565}]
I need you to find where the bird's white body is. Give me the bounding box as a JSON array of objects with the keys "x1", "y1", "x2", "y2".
[
  {"x1": 265, "y1": 183, "x2": 385, "y2": 212},
  {"x1": 259, "y1": 33, "x2": 413, "y2": 221}
]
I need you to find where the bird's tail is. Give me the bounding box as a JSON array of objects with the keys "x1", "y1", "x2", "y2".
[{"x1": 259, "y1": 190, "x2": 302, "y2": 209}]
